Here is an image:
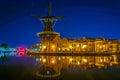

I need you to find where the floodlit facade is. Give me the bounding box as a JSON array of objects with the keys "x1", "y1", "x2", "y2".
[{"x1": 30, "y1": 36, "x2": 120, "y2": 53}]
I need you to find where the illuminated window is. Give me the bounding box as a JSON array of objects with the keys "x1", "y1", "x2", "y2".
[
  {"x1": 77, "y1": 44, "x2": 79, "y2": 47},
  {"x1": 83, "y1": 58, "x2": 87, "y2": 63},
  {"x1": 69, "y1": 46, "x2": 72, "y2": 48},
  {"x1": 82, "y1": 45, "x2": 87, "y2": 49}
]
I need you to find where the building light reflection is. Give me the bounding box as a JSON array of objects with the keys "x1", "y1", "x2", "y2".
[
  {"x1": 58, "y1": 57, "x2": 61, "y2": 60},
  {"x1": 77, "y1": 61, "x2": 80, "y2": 65},
  {"x1": 43, "y1": 58, "x2": 46, "y2": 63},
  {"x1": 83, "y1": 58, "x2": 87, "y2": 63},
  {"x1": 52, "y1": 60, "x2": 55, "y2": 64}
]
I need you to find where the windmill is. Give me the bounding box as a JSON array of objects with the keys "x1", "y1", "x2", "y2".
[{"x1": 32, "y1": 3, "x2": 64, "y2": 41}]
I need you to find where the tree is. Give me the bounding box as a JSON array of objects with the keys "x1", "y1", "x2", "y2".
[
  {"x1": 0, "y1": 43, "x2": 9, "y2": 59},
  {"x1": 0, "y1": 43, "x2": 9, "y2": 49}
]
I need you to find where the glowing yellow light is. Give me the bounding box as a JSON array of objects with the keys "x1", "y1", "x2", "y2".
[
  {"x1": 77, "y1": 44, "x2": 79, "y2": 47},
  {"x1": 39, "y1": 58, "x2": 41, "y2": 61},
  {"x1": 51, "y1": 45, "x2": 55, "y2": 49},
  {"x1": 103, "y1": 45, "x2": 105, "y2": 47},
  {"x1": 69, "y1": 58, "x2": 72, "y2": 62},
  {"x1": 52, "y1": 60, "x2": 55, "y2": 64},
  {"x1": 100, "y1": 59, "x2": 103, "y2": 62},
  {"x1": 58, "y1": 57, "x2": 61, "y2": 60},
  {"x1": 77, "y1": 61, "x2": 80, "y2": 65},
  {"x1": 58, "y1": 48, "x2": 61, "y2": 51},
  {"x1": 69, "y1": 46, "x2": 72, "y2": 48},
  {"x1": 82, "y1": 45, "x2": 87, "y2": 48},
  {"x1": 43, "y1": 58, "x2": 46, "y2": 63},
  {"x1": 83, "y1": 59, "x2": 87, "y2": 63},
  {"x1": 100, "y1": 46, "x2": 102, "y2": 49},
  {"x1": 43, "y1": 46, "x2": 46, "y2": 49}
]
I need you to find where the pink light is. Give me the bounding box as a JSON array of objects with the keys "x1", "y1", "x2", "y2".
[{"x1": 17, "y1": 47, "x2": 26, "y2": 56}]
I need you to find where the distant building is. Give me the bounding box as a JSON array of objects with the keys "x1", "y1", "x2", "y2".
[
  {"x1": 30, "y1": 36, "x2": 120, "y2": 53},
  {"x1": 0, "y1": 47, "x2": 17, "y2": 57}
]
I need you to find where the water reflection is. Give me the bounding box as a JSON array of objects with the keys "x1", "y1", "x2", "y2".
[{"x1": 33, "y1": 55, "x2": 120, "y2": 78}]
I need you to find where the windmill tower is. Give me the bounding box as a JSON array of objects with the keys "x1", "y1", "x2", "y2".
[{"x1": 33, "y1": 3, "x2": 64, "y2": 52}]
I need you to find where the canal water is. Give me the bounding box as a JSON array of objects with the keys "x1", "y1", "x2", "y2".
[{"x1": 0, "y1": 55, "x2": 120, "y2": 80}]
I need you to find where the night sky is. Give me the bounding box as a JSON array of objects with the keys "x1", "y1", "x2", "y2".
[{"x1": 0, "y1": 0, "x2": 120, "y2": 48}]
